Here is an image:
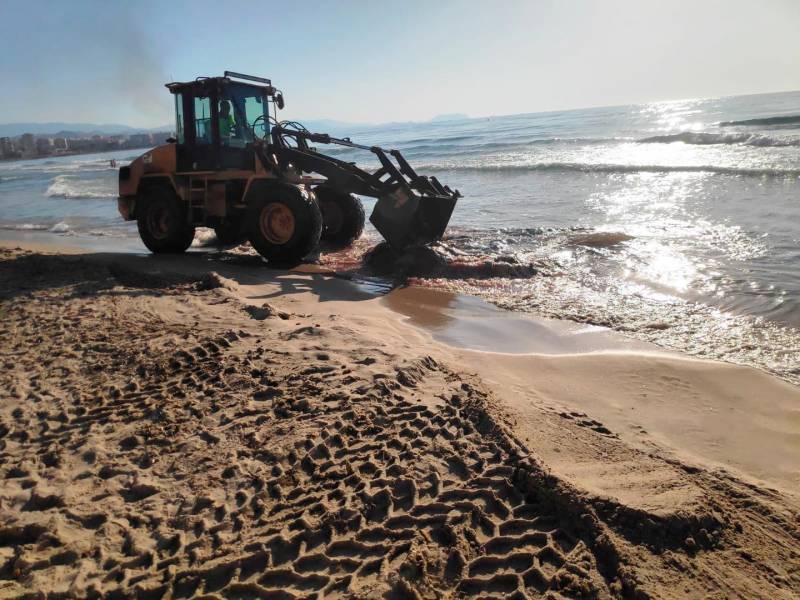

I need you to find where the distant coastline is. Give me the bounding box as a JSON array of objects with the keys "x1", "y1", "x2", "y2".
[
  {"x1": 0, "y1": 145, "x2": 155, "y2": 163},
  {"x1": 0, "y1": 131, "x2": 172, "y2": 163}
]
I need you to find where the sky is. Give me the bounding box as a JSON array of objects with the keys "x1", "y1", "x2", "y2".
[{"x1": 1, "y1": 0, "x2": 799, "y2": 128}]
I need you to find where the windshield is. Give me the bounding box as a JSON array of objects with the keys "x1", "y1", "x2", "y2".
[{"x1": 221, "y1": 82, "x2": 269, "y2": 147}]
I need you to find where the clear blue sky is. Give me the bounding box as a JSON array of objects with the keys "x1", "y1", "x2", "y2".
[{"x1": 1, "y1": 0, "x2": 799, "y2": 128}]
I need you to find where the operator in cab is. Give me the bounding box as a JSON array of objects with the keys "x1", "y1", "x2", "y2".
[{"x1": 218, "y1": 100, "x2": 235, "y2": 144}]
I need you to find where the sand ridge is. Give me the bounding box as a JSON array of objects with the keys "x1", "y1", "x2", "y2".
[{"x1": 0, "y1": 246, "x2": 798, "y2": 598}]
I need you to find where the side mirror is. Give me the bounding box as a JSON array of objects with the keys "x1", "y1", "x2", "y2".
[
  {"x1": 276, "y1": 93, "x2": 285, "y2": 110},
  {"x1": 166, "y1": 137, "x2": 177, "y2": 144}
]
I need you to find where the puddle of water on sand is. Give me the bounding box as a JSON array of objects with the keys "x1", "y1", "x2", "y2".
[{"x1": 383, "y1": 285, "x2": 658, "y2": 355}]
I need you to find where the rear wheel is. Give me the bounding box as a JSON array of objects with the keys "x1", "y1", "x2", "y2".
[
  {"x1": 246, "y1": 186, "x2": 322, "y2": 264},
  {"x1": 316, "y1": 185, "x2": 365, "y2": 249},
  {"x1": 136, "y1": 187, "x2": 195, "y2": 253}
]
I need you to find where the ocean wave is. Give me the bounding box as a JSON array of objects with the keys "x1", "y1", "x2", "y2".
[
  {"x1": 417, "y1": 162, "x2": 800, "y2": 177},
  {"x1": 322, "y1": 136, "x2": 618, "y2": 160},
  {"x1": 402, "y1": 134, "x2": 478, "y2": 144},
  {"x1": 13, "y1": 157, "x2": 128, "y2": 174},
  {"x1": 720, "y1": 115, "x2": 800, "y2": 127},
  {"x1": 638, "y1": 131, "x2": 800, "y2": 147},
  {"x1": 49, "y1": 222, "x2": 70, "y2": 233},
  {"x1": 416, "y1": 137, "x2": 615, "y2": 151},
  {"x1": 45, "y1": 175, "x2": 116, "y2": 199},
  {"x1": 0, "y1": 223, "x2": 50, "y2": 231}
]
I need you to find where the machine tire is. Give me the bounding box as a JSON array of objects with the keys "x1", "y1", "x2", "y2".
[
  {"x1": 213, "y1": 216, "x2": 246, "y2": 247},
  {"x1": 136, "y1": 187, "x2": 195, "y2": 253},
  {"x1": 316, "y1": 185, "x2": 365, "y2": 249},
  {"x1": 246, "y1": 186, "x2": 322, "y2": 264}
]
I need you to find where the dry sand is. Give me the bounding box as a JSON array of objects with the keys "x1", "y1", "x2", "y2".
[{"x1": 0, "y1": 242, "x2": 798, "y2": 599}]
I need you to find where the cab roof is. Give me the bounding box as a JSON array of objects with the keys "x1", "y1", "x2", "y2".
[{"x1": 165, "y1": 72, "x2": 276, "y2": 96}]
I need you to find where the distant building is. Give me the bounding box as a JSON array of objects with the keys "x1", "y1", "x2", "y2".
[
  {"x1": 19, "y1": 133, "x2": 36, "y2": 157},
  {"x1": 0, "y1": 137, "x2": 13, "y2": 159},
  {"x1": 36, "y1": 137, "x2": 53, "y2": 156},
  {"x1": 128, "y1": 133, "x2": 153, "y2": 148},
  {"x1": 151, "y1": 132, "x2": 172, "y2": 145},
  {"x1": 0, "y1": 129, "x2": 173, "y2": 161},
  {"x1": 67, "y1": 138, "x2": 92, "y2": 152}
]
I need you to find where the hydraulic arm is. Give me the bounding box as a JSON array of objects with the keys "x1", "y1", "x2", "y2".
[{"x1": 269, "y1": 125, "x2": 461, "y2": 249}]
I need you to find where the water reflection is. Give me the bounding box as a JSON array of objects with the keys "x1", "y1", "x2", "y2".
[{"x1": 584, "y1": 172, "x2": 766, "y2": 300}]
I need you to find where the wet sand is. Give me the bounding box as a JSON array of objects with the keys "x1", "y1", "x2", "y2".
[
  {"x1": 1, "y1": 241, "x2": 799, "y2": 598},
  {"x1": 385, "y1": 287, "x2": 800, "y2": 496},
  {"x1": 383, "y1": 286, "x2": 661, "y2": 355}
]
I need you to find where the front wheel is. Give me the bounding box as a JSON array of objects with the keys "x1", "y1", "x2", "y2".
[
  {"x1": 315, "y1": 186, "x2": 365, "y2": 249},
  {"x1": 136, "y1": 187, "x2": 195, "y2": 254},
  {"x1": 246, "y1": 186, "x2": 322, "y2": 264}
]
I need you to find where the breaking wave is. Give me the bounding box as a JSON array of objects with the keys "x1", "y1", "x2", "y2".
[
  {"x1": 720, "y1": 115, "x2": 800, "y2": 127},
  {"x1": 638, "y1": 131, "x2": 800, "y2": 147},
  {"x1": 0, "y1": 221, "x2": 71, "y2": 233},
  {"x1": 46, "y1": 175, "x2": 116, "y2": 199},
  {"x1": 49, "y1": 222, "x2": 70, "y2": 233}
]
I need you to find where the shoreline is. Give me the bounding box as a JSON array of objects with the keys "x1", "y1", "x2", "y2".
[
  {"x1": 1, "y1": 240, "x2": 799, "y2": 597},
  {"x1": 0, "y1": 144, "x2": 165, "y2": 165},
  {"x1": 7, "y1": 225, "x2": 800, "y2": 393}
]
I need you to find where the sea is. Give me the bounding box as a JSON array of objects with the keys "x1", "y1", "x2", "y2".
[{"x1": 1, "y1": 90, "x2": 799, "y2": 384}]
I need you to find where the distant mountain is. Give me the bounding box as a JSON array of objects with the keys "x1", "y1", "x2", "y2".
[
  {"x1": 0, "y1": 112, "x2": 468, "y2": 139},
  {"x1": 0, "y1": 122, "x2": 172, "y2": 138}
]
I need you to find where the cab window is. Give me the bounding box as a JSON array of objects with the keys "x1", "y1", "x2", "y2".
[
  {"x1": 175, "y1": 93, "x2": 185, "y2": 144},
  {"x1": 194, "y1": 96, "x2": 212, "y2": 144},
  {"x1": 223, "y1": 84, "x2": 268, "y2": 148},
  {"x1": 245, "y1": 96, "x2": 266, "y2": 131}
]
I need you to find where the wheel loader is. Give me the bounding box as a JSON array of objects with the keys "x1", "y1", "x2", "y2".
[{"x1": 118, "y1": 71, "x2": 460, "y2": 263}]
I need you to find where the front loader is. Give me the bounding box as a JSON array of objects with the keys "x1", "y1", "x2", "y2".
[{"x1": 117, "y1": 71, "x2": 460, "y2": 263}]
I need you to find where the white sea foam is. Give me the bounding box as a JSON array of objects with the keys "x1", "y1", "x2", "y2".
[
  {"x1": 12, "y1": 156, "x2": 128, "y2": 175},
  {"x1": 49, "y1": 222, "x2": 70, "y2": 233},
  {"x1": 0, "y1": 223, "x2": 49, "y2": 231},
  {"x1": 46, "y1": 175, "x2": 116, "y2": 199}
]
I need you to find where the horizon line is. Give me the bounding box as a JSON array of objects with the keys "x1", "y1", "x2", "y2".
[{"x1": 3, "y1": 87, "x2": 799, "y2": 134}]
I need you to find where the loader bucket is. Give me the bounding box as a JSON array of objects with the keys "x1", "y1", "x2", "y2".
[
  {"x1": 369, "y1": 148, "x2": 460, "y2": 250},
  {"x1": 370, "y1": 188, "x2": 459, "y2": 250}
]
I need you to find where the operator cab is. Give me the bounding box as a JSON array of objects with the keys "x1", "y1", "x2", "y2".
[{"x1": 165, "y1": 71, "x2": 282, "y2": 172}]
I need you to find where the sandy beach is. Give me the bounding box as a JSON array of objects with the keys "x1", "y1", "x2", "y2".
[{"x1": 1, "y1": 241, "x2": 798, "y2": 599}]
